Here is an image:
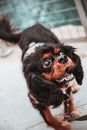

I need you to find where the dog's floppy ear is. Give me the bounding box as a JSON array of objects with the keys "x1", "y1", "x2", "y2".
[
  {"x1": 63, "y1": 45, "x2": 84, "y2": 85},
  {"x1": 71, "y1": 53, "x2": 84, "y2": 85},
  {"x1": 27, "y1": 73, "x2": 64, "y2": 107}
]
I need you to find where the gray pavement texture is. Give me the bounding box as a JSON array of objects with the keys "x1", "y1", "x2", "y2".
[{"x1": 0, "y1": 41, "x2": 87, "y2": 130}]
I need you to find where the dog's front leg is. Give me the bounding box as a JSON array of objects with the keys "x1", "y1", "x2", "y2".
[
  {"x1": 69, "y1": 93, "x2": 80, "y2": 119},
  {"x1": 39, "y1": 107, "x2": 71, "y2": 130},
  {"x1": 63, "y1": 92, "x2": 80, "y2": 120}
]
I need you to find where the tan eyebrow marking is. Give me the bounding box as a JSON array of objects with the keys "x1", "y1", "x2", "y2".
[
  {"x1": 43, "y1": 53, "x2": 52, "y2": 59},
  {"x1": 53, "y1": 48, "x2": 59, "y2": 54}
]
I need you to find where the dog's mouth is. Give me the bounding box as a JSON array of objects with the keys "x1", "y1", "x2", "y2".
[
  {"x1": 55, "y1": 72, "x2": 74, "y2": 84},
  {"x1": 42, "y1": 61, "x2": 75, "y2": 85}
]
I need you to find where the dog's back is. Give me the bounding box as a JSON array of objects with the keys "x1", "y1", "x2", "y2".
[{"x1": 0, "y1": 15, "x2": 60, "y2": 50}]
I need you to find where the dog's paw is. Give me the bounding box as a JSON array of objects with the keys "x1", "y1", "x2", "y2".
[
  {"x1": 61, "y1": 114, "x2": 71, "y2": 121},
  {"x1": 56, "y1": 121, "x2": 71, "y2": 130},
  {"x1": 71, "y1": 110, "x2": 80, "y2": 119},
  {"x1": 61, "y1": 120, "x2": 71, "y2": 126}
]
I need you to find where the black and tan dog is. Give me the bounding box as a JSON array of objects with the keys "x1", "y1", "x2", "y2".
[{"x1": 0, "y1": 15, "x2": 83, "y2": 130}]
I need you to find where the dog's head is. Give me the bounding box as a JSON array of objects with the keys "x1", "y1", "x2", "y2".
[
  {"x1": 22, "y1": 42, "x2": 83, "y2": 106},
  {"x1": 23, "y1": 42, "x2": 83, "y2": 86}
]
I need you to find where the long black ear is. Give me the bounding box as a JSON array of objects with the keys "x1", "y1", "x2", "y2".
[
  {"x1": 62, "y1": 45, "x2": 84, "y2": 85},
  {"x1": 27, "y1": 73, "x2": 64, "y2": 107},
  {"x1": 72, "y1": 53, "x2": 84, "y2": 85}
]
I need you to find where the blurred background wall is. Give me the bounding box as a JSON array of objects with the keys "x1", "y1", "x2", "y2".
[{"x1": 0, "y1": 0, "x2": 87, "y2": 41}]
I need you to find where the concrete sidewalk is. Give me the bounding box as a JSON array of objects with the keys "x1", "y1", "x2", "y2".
[{"x1": 0, "y1": 41, "x2": 87, "y2": 130}]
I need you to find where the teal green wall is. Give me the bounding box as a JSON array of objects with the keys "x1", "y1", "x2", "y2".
[{"x1": 0, "y1": 0, "x2": 86, "y2": 30}]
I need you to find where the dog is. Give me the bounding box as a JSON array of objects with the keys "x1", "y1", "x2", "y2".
[{"x1": 0, "y1": 15, "x2": 84, "y2": 130}]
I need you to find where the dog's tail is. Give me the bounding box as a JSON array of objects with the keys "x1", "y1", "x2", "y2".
[{"x1": 0, "y1": 14, "x2": 22, "y2": 44}]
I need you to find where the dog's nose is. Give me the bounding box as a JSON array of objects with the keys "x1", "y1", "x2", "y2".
[{"x1": 58, "y1": 55, "x2": 68, "y2": 64}]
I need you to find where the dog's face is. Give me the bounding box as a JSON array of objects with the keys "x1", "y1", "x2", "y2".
[
  {"x1": 23, "y1": 43, "x2": 83, "y2": 87},
  {"x1": 23, "y1": 42, "x2": 83, "y2": 107},
  {"x1": 40, "y1": 49, "x2": 74, "y2": 83}
]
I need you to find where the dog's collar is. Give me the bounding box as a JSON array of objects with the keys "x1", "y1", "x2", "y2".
[{"x1": 23, "y1": 42, "x2": 45, "y2": 60}]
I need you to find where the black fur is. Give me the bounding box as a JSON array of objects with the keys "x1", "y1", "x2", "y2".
[{"x1": 0, "y1": 15, "x2": 84, "y2": 125}]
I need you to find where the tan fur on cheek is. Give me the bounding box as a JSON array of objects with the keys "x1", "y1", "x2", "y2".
[
  {"x1": 42, "y1": 61, "x2": 66, "y2": 81},
  {"x1": 42, "y1": 72, "x2": 53, "y2": 81},
  {"x1": 67, "y1": 57, "x2": 75, "y2": 71}
]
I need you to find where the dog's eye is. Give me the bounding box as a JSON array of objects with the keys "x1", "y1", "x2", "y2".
[{"x1": 43, "y1": 59, "x2": 52, "y2": 69}]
